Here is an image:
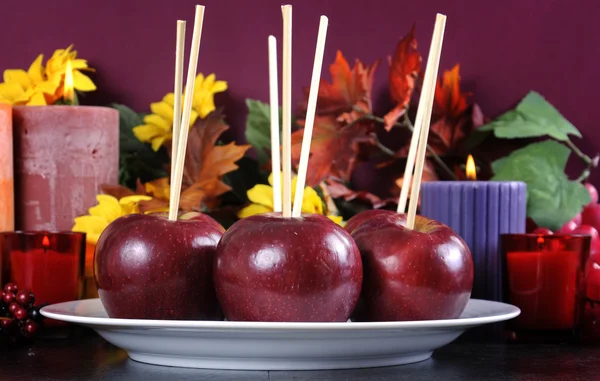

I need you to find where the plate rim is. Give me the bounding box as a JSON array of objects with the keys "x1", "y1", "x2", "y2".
[{"x1": 40, "y1": 298, "x2": 520, "y2": 331}]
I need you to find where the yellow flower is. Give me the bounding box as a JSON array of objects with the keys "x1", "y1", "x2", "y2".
[
  {"x1": 45, "y1": 45, "x2": 96, "y2": 93},
  {"x1": 0, "y1": 55, "x2": 56, "y2": 105},
  {"x1": 0, "y1": 45, "x2": 96, "y2": 106},
  {"x1": 132, "y1": 93, "x2": 199, "y2": 151},
  {"x1": 72, "y1": 194, "x2": 152, "y2": 244},
  {"x1": 238, "y1": 173, "x2": 343, "y2": 225},
  {"x1": 191, "y1": 73, "x2": 227, "y2": 118}
]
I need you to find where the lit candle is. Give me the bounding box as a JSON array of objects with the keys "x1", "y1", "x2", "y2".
[
  {"x1": 0, "y1": 104, "x2": 13, "y2": 232},
  {"x1": 419, "y1": 155, "x2": 527, "y2": 301},
  {"x1": 12, "y1": 63, "x2": 119, "y2": 231}
]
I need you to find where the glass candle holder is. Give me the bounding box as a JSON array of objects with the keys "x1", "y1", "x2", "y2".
[
  {"x1": 0, "y1": 231, "x2": 85, "y2": 306},
  {"x1": 501, "y1": 233, "x2": 591, "y2": 342}
]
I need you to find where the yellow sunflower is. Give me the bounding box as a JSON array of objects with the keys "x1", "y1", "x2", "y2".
[
  {"x1": 239, "y1": 173, "x2": 343, "y2": 225},
  {"x1": 72, "y1": 194, "x2": 152, "y2": 245}
]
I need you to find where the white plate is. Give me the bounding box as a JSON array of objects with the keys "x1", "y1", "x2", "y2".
[{"x1": 41, "y1": 298, "x2": 519, "y2": 370}]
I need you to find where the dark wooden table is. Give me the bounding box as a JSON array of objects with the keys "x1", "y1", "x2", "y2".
[{"x1": 1, "y1": 328, "x2": 597, "y2": 380}]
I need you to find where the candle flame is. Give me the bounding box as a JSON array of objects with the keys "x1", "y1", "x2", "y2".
[
  {"x1": 466, "y1": 154, "x2": 477, "y2": 180},
  {"x1": 64, "y1": 59, "x2": 75, "y2": 103},
  {"x1": 42, "y1": 236, "x2": 50, "y2": 248}
]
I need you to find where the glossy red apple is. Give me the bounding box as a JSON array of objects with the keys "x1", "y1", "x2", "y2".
[
  {"x1": 532, "y1": 227, "x2": 554, "y2": 235},
  {"x1": 94, "y1": 212, "x2": 225, "y2": 320},
  {"x1": 582, "y1": 204, "x2": 600, "y2": 233},
  {"x1": 344, "y1": 209, "x2": 399, "y2": 234},
  {"x1": 586, "y1": 183, "x2": 599, "y2": 206},
  {"x1": 214, "y1": 212, "x2": 362, "y2": 322},
  {"x1": 349, "y1": 211, "x2": 473, "y2": 321}
]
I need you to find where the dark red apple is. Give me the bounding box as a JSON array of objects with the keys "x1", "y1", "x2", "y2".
[
  {"x1": 214, "y1": 212, "x2": 362, "y2": 322},
  {"x1": 350, "y1": 211, "x2": 473, "y2": 321},
  {"x1": 344, "y1": 209, "x2": 399, "y2": 234},
  {"x1": 94, "y1": 212, "x2": 225, "y2": 320},
  {"x1": 532, "y1": 227, "x2": 554, "y2": 235},
  {"x1": 586, "y1": 183, "x2": 599, "y2": 206},
  {"x1": 582, "y1": 204, "x2": 600, "y2": 233}
]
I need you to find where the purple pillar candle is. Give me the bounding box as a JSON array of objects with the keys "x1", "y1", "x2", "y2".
[{"x1": 420, "y1": 181, "x2": 527, "y2": 302}]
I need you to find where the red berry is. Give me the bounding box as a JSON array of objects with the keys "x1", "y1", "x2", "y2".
[
  {"x1": 582, "y1": 204, "x2": 600, "y2": 233},
  {"x1": 558, "y1": 220, "x2": 579, "y2": 234},
  {"x1": 532, "y1": 227, "x2": 553, "y2": 235},
  {"x1": 22, "y1": 320, "x2": 38, "y2": 337},
  {"x1": 0, "y1": 318, "x2": 13, "y2": 329},
  {"x1": 2, "y1": 292, "x2": 15, "y2": 305},
  {"x1": 8, "y1": 302, "x2": 19, "y2": 314},
  {"x1": 13, "y1": 307, "x2": 26, "y2": 320},
  {"x1": 3, "y1": 283, "x2": 17, "y2": 294},
  {"x1": 585, "y1": 183, "x2": 599, "y2": 205},
  {"x1": 572, "y1": 225, "x2": 600, "y2": 241},
  {"x1": 15, "y1": 290, "x2": 34, "y2": 308}
]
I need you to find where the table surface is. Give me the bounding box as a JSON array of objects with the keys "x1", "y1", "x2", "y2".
[{"x1": 1, "y1": 328, "x2": 597, "y2": 381}]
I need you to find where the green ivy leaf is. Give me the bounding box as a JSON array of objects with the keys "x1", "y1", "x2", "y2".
[
  {"x1": 110, "y1": 103, "x2": 169, "y2": 189},
  {"x1": 480, "y1": 91, "x2": 581, "y2": 141},
  {"x1": 491, "y1": 140, "x2": 590, "y2": 230},
  {"x1": 245, "y1": 99, "x2": 283, "y2": 166}
]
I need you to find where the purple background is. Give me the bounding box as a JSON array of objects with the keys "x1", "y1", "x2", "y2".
[{"x1": 2, "y1": 0, "x2": 599, "y2": 191}]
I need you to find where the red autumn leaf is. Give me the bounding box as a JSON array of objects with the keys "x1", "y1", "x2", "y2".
[
  {"x1": 180, "y1": 110, "x2": 251, "y2": 211},
  {"x1": 428, "y1": 103, "x2": 485, "y2": 155},
  {"x1": 384, "y1": 25, "x2": 422, "y2": 131},
  {"x1": 392, "y1": 159, "x2": 439, "y2": 207},
  {"x1": 324, "y1": 179, "x2": 393, "y2": 209},
  {"x1": 291, "y1": 115, "x2": 373, "y2": 186},
  {"x1": 434, "y1": 64, "x2": 470, "y2": 119},
  {"x1": 301, "y1": 50, "x2": 380, "y2": 122}
]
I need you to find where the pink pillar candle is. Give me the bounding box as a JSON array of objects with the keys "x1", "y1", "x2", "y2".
[
  {"x1": 13, "y1": 106, "x2": 119, "y2": 231},
  {"x1": 0, "y1": 104, "x2": 13, "y2": 232}
]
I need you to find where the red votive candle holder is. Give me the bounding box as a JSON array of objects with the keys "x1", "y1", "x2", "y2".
[
  {"x1": 0, "y1": 231, "x2": 85, "y2": 307},
  {"x1": 501, "y1": 233, "x2": 591, "y2": 342}
]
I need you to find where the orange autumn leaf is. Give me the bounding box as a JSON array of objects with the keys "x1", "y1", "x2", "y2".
[
  {"x1": 302, "y1": 50, "x2": 380, "y2": 122},
  {"x1": 291, "y1": 115, "x2": 373, "y2": 187},
  {"x1": 384, "y1": 25, "x2": 422, "y2": 130},
  {"x1": 434, "y1": 64, "x2": 470, "y2": 119},
  {"x1": 180, "y1": 110, "x2": 250, "y2": 211},
  {"x1": 392, "y1": 159, "x2": 439, "y2": 206}
]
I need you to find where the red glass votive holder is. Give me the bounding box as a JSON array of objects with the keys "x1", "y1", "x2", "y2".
[
  {"x1": 501, "y1": 233, "x2": 591, "y2": 342},
  {"x1": 0, "y1": 231, "x2": 85, "y2": 307}
]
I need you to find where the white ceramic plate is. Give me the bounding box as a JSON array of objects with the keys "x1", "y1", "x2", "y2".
[{"x1": 41, "y1": 298, "x2": 519, "y2": 370}]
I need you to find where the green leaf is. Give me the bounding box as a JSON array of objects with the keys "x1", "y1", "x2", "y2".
[
  {"x1": 245, "y1": 99, "x2": 282, "y2": 166},
  {"x1": 480, "y1": 91, "x2": 581, "y2": 141},
  {"x1": 221, "y1": 156, "x2": 265, "y2": 205},
  {"x1": 110, "y1": 103, "x2": 169, "y2": 189},
  {"x1": 491, "y1": 140, "x2": 590, "y2": 230}
]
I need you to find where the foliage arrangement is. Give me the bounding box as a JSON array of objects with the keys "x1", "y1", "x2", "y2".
[{"x1": 1, "y1": 34, "x2": 596, "y2": 240}]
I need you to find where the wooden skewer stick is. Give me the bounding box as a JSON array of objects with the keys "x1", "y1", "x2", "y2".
[
  {"x1": 406, "y1": 13, "x2": 447, "y2": 230},
  {"x1": 268, "y1": 35, "x2": 282, "y2": 213},
  {"x1": 169, "y1": 5, "x2": 205, "y2": 221},
  {"x1": 281, "y1": 4, "x2": 292, "y2": 217},
  {"x1": 292, "y1": 16, "x2": 329, "y2": 218},
  {"x1": 169, "y1": 20, "x2": 186, "y2": 211}
]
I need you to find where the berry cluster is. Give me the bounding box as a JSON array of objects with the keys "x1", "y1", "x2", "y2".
[{"x1": 0, "y1": 283, "x2": 44, "y2": 345}]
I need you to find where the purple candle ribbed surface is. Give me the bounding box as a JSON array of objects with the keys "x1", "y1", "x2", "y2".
[{"x1": 420, "y1": 181, "x2": 527, "y2": 302}]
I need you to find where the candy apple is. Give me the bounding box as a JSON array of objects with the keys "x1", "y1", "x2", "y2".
[
  {"x1": 344, "y1": 209, "x2": 399, "y2": 234},
  {"x1": 350, "y1": 211, "x2": 473, "y2": 321},
  {"x1": 94, "y1": 211, "x2": 225, "y2": 320},
  {"x1": 214, "y1": 212, "x2": 362, "y2": 322}
]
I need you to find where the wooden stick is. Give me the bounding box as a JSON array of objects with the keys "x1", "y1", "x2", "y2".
[
  {"x1": 169, "y1": 5, "x2": 205, "y2": 221},
  {"x1": 169, "y1": 20, "x2": 186, "y2": 215},
  {"x1": 281, "y1": 4, "x2": 293, "y2": 217},
  {"x1": 292, "y1": 16, "x2": 329, "y2": 217},
  {"x1": 268, "y1": 35, "x2": 282, "y2": 213},
  {"x1": 406, "y1": 13, "x2": 447, "y2": 229}
]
